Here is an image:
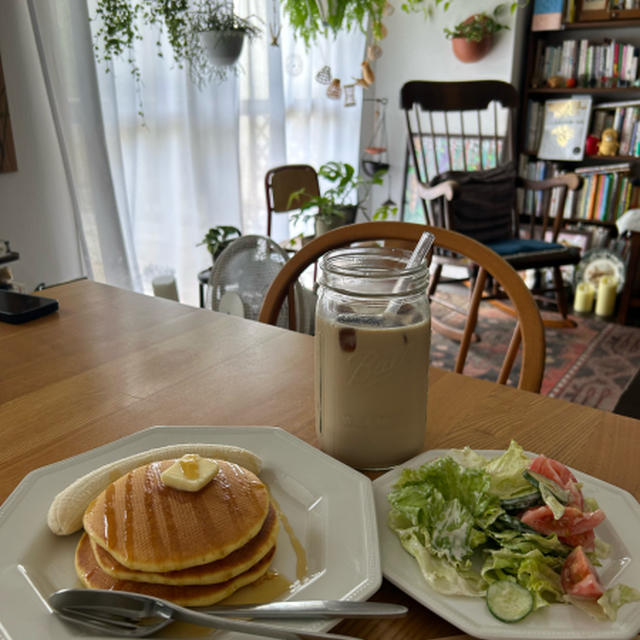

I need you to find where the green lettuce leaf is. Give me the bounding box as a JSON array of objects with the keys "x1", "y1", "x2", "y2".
[
  {"x1": 388, "y1": 457, "x2": 501, "y2": 563},
  {"x1": 482, "y1": 548, "x2": 564, "y2": 610},
  {"x1": 389, "y1": 512, "x2": 485, "y2": 596},
  {"x1": 482, "y1": 440, "x2": 533, "y2": 499},
  {"x1": 597, "y1": 584, "x2": 640, "y2": 620}
]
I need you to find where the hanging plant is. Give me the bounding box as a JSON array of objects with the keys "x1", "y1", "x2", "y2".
[
  {"x1": 444, "y1": 10, "x2": 509, "y2": 62},
  {"x1": 400, "y1": 0, "x2": 524, "y2": 38},
  {"x1": 91, "y1": 0, "x2": 260, "y2": 88},
  {"x1": 280, "y1": 0, "x2": 388, "y2": 47}
]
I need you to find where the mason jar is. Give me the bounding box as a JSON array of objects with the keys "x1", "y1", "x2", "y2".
[{"x1": 315, "y1": 246, "x2": 431, "y2": 469}]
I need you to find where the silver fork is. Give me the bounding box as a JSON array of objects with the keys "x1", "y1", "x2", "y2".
[{"x1": 49, "y1": 589, "x2": 405, "y2": 638}]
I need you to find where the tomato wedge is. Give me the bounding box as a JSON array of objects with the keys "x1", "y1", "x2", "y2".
[
  {"x1": 529, "y1": 455, "x2": 584, "y2": 509},
  {"x1": 520, "y1": 505, "x2": 606, "y2": 537},
  {"x1": 560, "y1": 528, "x2": 596, "y2": 552},
  {"x1": 561, "y1": 546, "x2": 604, "y2": 598}
]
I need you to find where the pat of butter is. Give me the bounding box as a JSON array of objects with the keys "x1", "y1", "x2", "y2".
[{"x1": 161, "y1": 454, "x2": 219, "y2": 491}]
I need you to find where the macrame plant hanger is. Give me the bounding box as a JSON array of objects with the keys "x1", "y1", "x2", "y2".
[{"x1": 362, "y1": 98, "x2": 389, "y2": 176}]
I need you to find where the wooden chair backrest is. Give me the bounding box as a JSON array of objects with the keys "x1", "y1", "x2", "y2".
[
  {"x1": 258, "y1": 221, "x2": 546, "y2": 392},
  {"x1": 265, "y1": 164, "x2": 320, "y2": 236},
  {"x1": 401, "y1": 80, "x2": 581, "y2": 243}
]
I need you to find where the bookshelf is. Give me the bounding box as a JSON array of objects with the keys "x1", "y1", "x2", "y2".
[{"x1": 519, "y1": 5, "x2": 640, "y2": 230}]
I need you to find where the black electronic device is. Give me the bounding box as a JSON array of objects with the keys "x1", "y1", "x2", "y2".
[{"x1": 0, "y1": 289, "x2": 59, "y2": 324}]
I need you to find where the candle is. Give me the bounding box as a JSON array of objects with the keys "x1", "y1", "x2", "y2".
[
  {"x1": 573, "y1": 282, "x2": 595, "y2": 314},
  {"x1": 595, "y1": 275, "x2": 617, "y2": 317}
]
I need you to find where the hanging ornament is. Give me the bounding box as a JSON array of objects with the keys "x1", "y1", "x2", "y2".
[
  {"x1": 327, "y1": 78, "x2": 342, "y2": 100},
  {"x1": 316, "y1": 0, "x2": 329, "y2": 25},
  {"x1": 286, "y1": 54, "x2": 303, "y2": 76},
  {"x1": 343, "y1": 84, "x2": 356, "y2": 107},
  {"x1": 361, "y1": 61, "x2": 375, "y2": 87},
  {"x1": 367, "y1": 43, "x2": 383, "y2": 61},
  {"x1": 384, "y1": 2, "x2": 395, "y2": 17},
  {"x1": 268, "y1": 0, "x2": 281, "y2": 46},
  {"x1": 379, "y1": 23, "x2": 388, "y2": 39},
  {"x1": 315, "y1": 65, "x2": 332, "y2": 85}
]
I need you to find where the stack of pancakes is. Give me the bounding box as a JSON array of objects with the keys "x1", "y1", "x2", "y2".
[{"x1": 75, "y1": 459, "x2": 278, "y2": 606}]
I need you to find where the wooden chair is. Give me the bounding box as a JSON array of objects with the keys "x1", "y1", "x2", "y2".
[
  {"x1": 400, "y1": 80, "x2": 582, "y2": 331},
  {"x1": 264, "y1": 164, "x2": 320, "y2": 237},
  {"x1": 258, "y1": 221, "x2": 546, "y2": 392}
]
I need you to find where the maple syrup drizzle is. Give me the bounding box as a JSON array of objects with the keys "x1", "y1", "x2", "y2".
[
  {"x1": 123, "y1": 470, "x2": 134, "y2": 561},
  {"x1": 271, "y1": 495, "x2": 308, "y2": 581},
  {"x1": 102, "y1": 482, "x2": 116, "y2": 550}
]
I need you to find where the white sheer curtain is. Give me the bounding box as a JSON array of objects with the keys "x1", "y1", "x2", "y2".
[
  {"x1": 30, "y1": 0, "x2": 366, "y2": 306},
  {"x1": 239, "y1": 0, "x2": 367, "y2": 242},
  {"x1": 27, "y1": 0, "x2": 141, "y2": 291}
]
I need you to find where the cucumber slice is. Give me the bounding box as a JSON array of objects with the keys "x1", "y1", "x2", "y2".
[
  {"x1": 523, "y1": 470, "x2": 570, "y2": 504},
  {"x1": 500, "y1": 490, "x2": 541, "y2": 512},
  {"x1": 486, "y1": 580, "x2": 534, "y2": 623}
]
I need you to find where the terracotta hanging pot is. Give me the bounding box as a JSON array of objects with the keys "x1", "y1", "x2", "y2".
[
  {"x1": 451, "y1": 35, "x2": 493, "y2": 63},
  {"x1": 450, "y1": 14, "x2": 494, "y2": 64}
]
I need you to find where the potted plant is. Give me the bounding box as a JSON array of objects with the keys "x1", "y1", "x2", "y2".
[
  {"x1": 91, "y1": 0, "x2": 260, "y2": 89},
  {"x1": 192, "y1": 3, "x2": 261, "y2": 68},
  {"x1": 197, "y1": 225, "x2": 242, "y2": 262},
  {"x1": 281, "y1": 0, "x2": 387, "y2": 47},
  {"x1": 444, "y1": 9, "x2": 510, "y2": 63},
  {"x1": 288, "y1": 161, "x2": 396, "y2": 236}
]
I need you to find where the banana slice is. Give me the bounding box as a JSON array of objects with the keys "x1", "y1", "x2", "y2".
[{"x1": 47, "y1": 443, "x2": 262, "y2": 535}]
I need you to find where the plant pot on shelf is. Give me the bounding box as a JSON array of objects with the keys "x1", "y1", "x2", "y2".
[
  {"x1": 200, "y1": 30, "x2": 246, "y2": 67},
  {"x1": 451, "y1": 34, "x2": 493, "y2": 63},
  {"x1": 314, "y1": 205, "x2": 357, "y2": 236}
]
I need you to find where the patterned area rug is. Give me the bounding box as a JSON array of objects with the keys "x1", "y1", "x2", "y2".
[{"x1": 430, "y1": 288, "x2": 640, "y2": 412}]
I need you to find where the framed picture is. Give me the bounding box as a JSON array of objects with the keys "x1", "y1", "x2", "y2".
[
  {"x1": 580, "y1": 0, "x2": 608, "y2": 10},
  {"x1": 0, "y1": 53, "x2": 17, "y2": 173}
]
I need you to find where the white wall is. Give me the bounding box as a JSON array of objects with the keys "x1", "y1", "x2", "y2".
[
  {"x1": 0, "y1": 1, "x2": 83, "y2": 292},
  {"x1": 361, "y1": 0, "x2": 529, "y2": 216}
]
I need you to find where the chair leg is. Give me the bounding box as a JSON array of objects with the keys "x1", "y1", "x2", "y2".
[
  {"x1": 498, "y1": 323, "x2": 522, "y2": 385},
  {"x1": 552, "y1": 266, "x2": 569, "y2": 319},
  {"x1": 429, "y1": 262, "x2": 481, "y2": 344},
  {"x1": 455, "y1": 267, "x2": 487, "y2": 374}
]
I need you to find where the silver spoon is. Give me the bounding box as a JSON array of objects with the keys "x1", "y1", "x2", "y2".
[{"x1": 49, "y1": 589, "x2": 405, "y2": 638}]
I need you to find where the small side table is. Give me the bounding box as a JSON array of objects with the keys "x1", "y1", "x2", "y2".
[{"x1": 617, "y1": 230, "x2": 640, "y2": 324}]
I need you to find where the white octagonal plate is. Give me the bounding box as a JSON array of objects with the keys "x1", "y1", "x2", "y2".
[
  {"x1": 373, "y1": 449, "x2": 640, "y2": 640},
  {"x1": 0, "y1": 426, "x2": 380, "y2": 639}
]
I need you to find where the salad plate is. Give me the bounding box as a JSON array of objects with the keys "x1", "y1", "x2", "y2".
[
  {"x1": 0, "y1": 425, "x2": 380, "y2": 639},
  {"x1": 372, "y1": 448, "x2": 640, "y2": 640}
]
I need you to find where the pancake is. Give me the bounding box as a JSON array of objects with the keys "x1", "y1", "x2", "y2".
[
  {"x1": 83, "y1": 459, "x2": 270, "y2": 572},
  {"x1": 75, "y1": 532, "x2": 276, "y2": 607},
  {"x1": 91, "y1": 503, "x2": 279, "y2": 585}
]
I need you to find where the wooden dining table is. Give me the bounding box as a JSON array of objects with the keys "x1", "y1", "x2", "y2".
[{"x1": 1, "y1": 278, "x2": 639, "y2": 640}]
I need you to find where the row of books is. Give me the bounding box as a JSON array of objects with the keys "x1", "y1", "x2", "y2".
[
  {"x1": 573, "y1": 164, "x2": 640, "y2": 221},
  {"x1": 531, "y1": 39, "x2": 640, "y2": 89},
  {"x1": 592, "y1": 101, "x2": 640, "y2": 155},
  {"x1": 518, "y1": 158, "x2": 571, "y2": 218},
  {"x1": 518, "y1": 158, "x2": 639, "y2": 222},
  {"x1": 524, "y1": 97, "x2": 640, "y2": 158}
]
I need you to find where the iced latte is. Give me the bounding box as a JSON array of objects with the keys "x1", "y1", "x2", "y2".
[{"x1": 315, "y1": 311, "x2": 430, "y2": 468}]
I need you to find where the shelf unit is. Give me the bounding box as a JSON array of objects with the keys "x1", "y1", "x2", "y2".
[
  {"x1": 519, "y1": 10, "x2": 640, "y2": 228},
  {"x1": 517, "y1": 7, "x2": 640, "y2": 323}
]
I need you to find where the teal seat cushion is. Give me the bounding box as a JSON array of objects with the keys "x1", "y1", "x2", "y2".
[{"x1": 486, "y1": 238, "x2": 563, "y2": 256}]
